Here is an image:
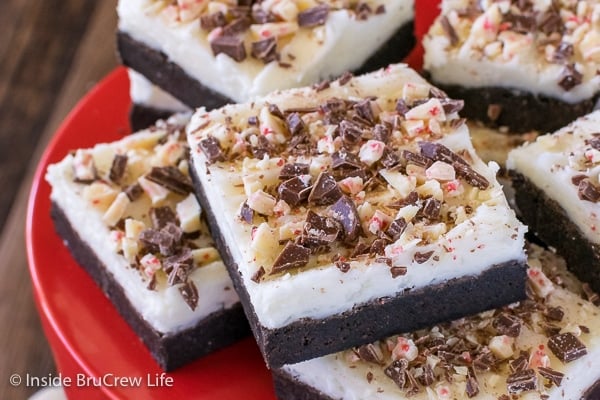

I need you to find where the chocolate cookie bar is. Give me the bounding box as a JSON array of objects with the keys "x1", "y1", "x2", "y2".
[
  {"x1": 46, "y1": 115, "x2": 249, "y2": 370},
  {"x1": 423, "y1": 0, "x2": 600, "y2": 133},
  {"x1": 186, "y1": 64, "x2": 527, "y2": 368},
  {"x1": 117, "y1": 0, "x2": 415, "y2": 108},
  {"x1": 274, "y1": 245, "x2": 600, "y2": 400},
  {"x1": 508, "y1": 110, "x2": 600, "y2": 293}
]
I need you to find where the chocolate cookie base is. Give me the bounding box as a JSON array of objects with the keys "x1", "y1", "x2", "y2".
[
  {"x1": 189, "y1": 159, "x2": 527, "y2": 369},
  {"x1": 427, "y1": 80, "x2": 599, "y2": 134},
  {"x1": 50, "y1": 202, "x2": 250, "y2": 371},
  {"x1": 272, "y1": 369, "x2": 334, "y2": 400},
  {"x1": 117, "y1": 21, "x2": 414, "y2": 109},
  {"x1": 510, "y1": 172, "x2": 600, "y2": 293},
  {"x1": 129, "y1": 103, "x2": 176, "y2": 132}
]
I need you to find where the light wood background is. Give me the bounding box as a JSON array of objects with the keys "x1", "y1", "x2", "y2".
[{"x1": 0, "y1": 1, "x2": 118, "y2": 398}]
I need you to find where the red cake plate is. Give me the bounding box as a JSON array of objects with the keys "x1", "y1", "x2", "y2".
[{"x1": 26, "y1": 4, "x2": 440, "y2": 398}]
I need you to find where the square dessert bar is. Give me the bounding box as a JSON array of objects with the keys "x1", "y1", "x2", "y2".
[
  {"x1": 187, "y1": 64, "x2": 527, "y2": 367},
  {"x1": 117, "y1": 0, "x2": 415, "y2": 108},
  {"x1": 46, "y1": 115, "x2": 249, "y2": 370},
  {"x1": 423, "y1": 0, "x2": 600, "y2": 133},
  {"x1": 508, "y1": 110, "x2": 600, "y2": 294},
  {"x1": 274, "y1": 245, "x2": 600, "y2": 400}
]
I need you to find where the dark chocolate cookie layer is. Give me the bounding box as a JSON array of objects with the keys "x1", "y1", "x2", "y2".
[
  {"x1": 428, "y1": 80, "x2": 599, "y2": 134},
  {"x1": 511, "y1": 172, "x2": 600, "y2": 293},
  {"x1": 272, "y1": 369, "x2": 335, "y2": 400},
  {"x1": 129, "y1": 103, "x2": 177, "y2": 132},
  {"x1": 190, "y1": 159, "x2": 527, "y2": 369},
  {"x1": 117, "y1": 21, "x2": 414, "y2": 110},
  {"x1": 50, "y1": 202, "x2": 250, "y2": 371}
]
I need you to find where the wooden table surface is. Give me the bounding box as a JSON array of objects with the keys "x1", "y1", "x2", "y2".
[{"x1": 0, "y1": 1, "x2": 118, "y2": 398}]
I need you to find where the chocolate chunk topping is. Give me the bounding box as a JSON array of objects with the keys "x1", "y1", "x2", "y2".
[
  {"x1": 124, "y1": 183, "x2": 143, "y2": 201},
  {"x1": 419, "y1": 198, "x2": 441, "y2": 220},
  {"x1": 251, "y1": 37, "x2": 278, "y2": 63},
  {"x1": 251, "y1": 135, "x2": 274, "y2": 159},
  {"x1": 386, "y1": 218, "x2": 407, "y2": 241},
  {"x1": 278, "y1": 175, "x2": 312, "y2": 206},
  {"x1": 453, "y1": 162, "x2": 490, "y2": 190},
  {"x1": 506, "y1": 369, "x2": 537, "y2": 394},
  {"x1": 308, "y1": 172, "x2": 342, "y2": 206},
  {"x1": 505, "y1": 12, "x2": 536, "y2": 34},
  {"x1": 199, "y1": 136, "x2": 225, "y2": 164},
  {"x1": 338, "y1": 71, "x2": 353, "y2": 86},
  {"x1": 419, "y1": 365, "x2": 435, "y2": 387},
  {"x1": 578, "y1": 179, "x2": 600, "y2": 202},
  {"x1": 279, "y1": 163, "x2": 310, "y2": 180},
  {"x1": 538, "y1": 367, "x2": 564, "y2": 387},
  {"x1": 538, "y1": 10, "x2": 563, "y2": 35},
  {"x1": 419, "y1": 141, "x2": 467, "y2": 166},
  {"x1": 297, "y1": 4, "x2": 329, "y2": 27},
  {"x1": 313, "y1": 79, "x2": 330, "y2": 92},
  {"x1": 473, "y1": 349, "x2": 497, "y2": 370},
  {"x1": 210, "y1": 35, "x2": 247, "y2": 62},
  {"x1": 146, "y1": 166, "x2": 193, "y2": 195},
  {"x1": 402, "y1": 150, "x2": 432, "y2": 168},
  {"x1": 109, "y1": 154, "x2": 128, "y2": 183},
  {"x1": 353, "y1": 99, "x2": 375, "y2": 125},
  {"x1": 544, "y1": 306, "x2": 564, "y2": 322},
  {"x1": 251, "y1": 266, "x2": 265, "y2": 283},
  {"x1": 239, "y1": 201, "x2": 254, "y2": 224},
  {"x1": 179, "y1": 281, "x2": 199, "y2": 311},
  {"x1": 587, "y1": 135, "x2": 600, "y2": 150},
  {"x1": 395, "y1": 99, "x2": 409, "y2": 116},
  {"x1": 339, "y1": 120, "x2": 364, "y2": 145},
  {"x1": 492, "y1": 313, "x2": 522, "y2": 337},
  {"x1": 440, "y1": 98, "x2": 464, "y2": 115},
  {"x1": 139, "y1": 222, "x2": 183, "y2": 256},
  {"x1": 355, "y1": 343, "x2": 383, "y2": 365},
  {"x1": 332, "y1": 148, "x2": 364, "y2": 170},
  {"x1": 379, "y1": 147, "x2": 400, "y2": 168},
  {"x1": 286, "y1": 112, "x2": 305, "y2": 135},
  {"x1": 384, "y1": 359, "x2": 408, "y2": 389},
  {"x1": 271, "y1": 242, "x2": 311, "y2": 274},
  {"x1": 390, "y1": 266, "x2": 407, "y2": 278},
  {"x1": 370, "y1": 239, "x2": 386, "y2": 255},
  {"x1": 222, "y1": 17, "x2": 251, "y2": 36},
  {"x1": 509, "y1": 352, "x2": 529, "y2": 373},
  {"x1": 329, "y1": 195, "x2": 362, "y2": 243},
  {"x1": 440, "y1": 15, "x2": 459, "y2": 46},
  {"x1": 465, "y1": 376, "x2": 479, "y2": 398},
  {"x1": 165, "y1": 248, "x2": 193, "y2": 286},
  {"x1": 414, "y1": 251, "x2": 434, "y2": 264},
  {"x1": 388, "y1": 191, "x2": 419, "y2": 209},
  {"x1": 200, "y1": 11, "x2": 227, "y2": 31},
  {"x1": 583, "y1": 283, "x2": 600, "y2": 306},
  {"x1": 335, "y1": 260, "x2": 350, "y2": 272},
  {"x1": 150, "y1": 206, "x2": 178, "y2": 229},
  {"x1": 559, "y1": 64, "x2": 583, "y2": 91},
  {"x1": 548, "y1": 332, "x2": 587, "y2": 363},
  {"x1": 252, "y1": 7, "x2": 276, "y2": 24},
  {"x1": 552, "y1": 42, "x2": 574, "y2": 63},
  {"x1": 268, "y1": 103, "x2": 285, "y2": 119},
  {"x1": 300, "y1": 211, "x2": 340, "y2": 248},
  {"x1": 372, "y1": 124, "x2": 391, "y2": 143}
]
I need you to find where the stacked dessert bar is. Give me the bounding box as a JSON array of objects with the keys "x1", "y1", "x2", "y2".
[
  {"x1": 46, "y1": 115, "x2": 249, "y2": 370},
  {"x1": 186, "y1": 64, "x2": 527, "y2": 368}
]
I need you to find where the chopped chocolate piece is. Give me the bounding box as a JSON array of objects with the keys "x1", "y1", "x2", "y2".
[
  {"x1": 251, "y1": 266, "x2": 265, "y2": 283},
  {"x1": 329, "y1": 195, "x2": 362, "y2": 243},
  {"x1": 355, "y1": 343, "x2": 383, "y2": 365},
  {"x1": 492, "y1": 313, "x2": 522, "y2": 337},
  {"x1": 338, "y1": 71, "x2": 353, "y2": 86},
  {"x1": 229, "y1": 5, "x2": 251, "y2": 18},
  {"x1": 544, "y1": 306, "x2": 564, "y2": 322},
  {"x1": 354, "y1": 99, "x2": 375, "y2": 125},
  {"x1": 268, "y1": 103, "x2": 285, "y2": 120},
  {"x1": 146, "y1": 166, "x2": 194, "y2": 194},
  {"x1": 580, "y1": 325, "x2": 590, "y2": 333},
  {"x1": 506, "y1": 369, "x2": 537, "y2": 394},
  {"x1": 297, "y1": 4, "x2": 329, "y2": 27},
  {"x1": 386, "y1": 218, "x2": 407, "y2": 241},
  {"x1": 505, "y1": 12, "x2": 536, "y2": 34},
  {"x1": 380, "y1": 147, "x2": 400, "y2": 168},
  {"x1": 402, "y1": 150, "x2": 432, "y2": 168},
  {"x1": 372, "y1": 124, "x2": 391, "y2": 143},
  {"x1": 465, "y1": 376, "x2": 479, "y2": 398},
  {"x1": 286, "y1": 112, "x2": 305, "y2": 135},
  {"x1": 279, "y1": 163, "x2": 310, "y2": 180},
  {"x1": 538, "y1": 367, "x2": 564, "y2": 387},
  {"x1": 251, "y1": 37, "x2": 278, "y2": 63},
  {"x1": 313, "y1": 79, "x2": 330, "y2": 92},
  {"x1": 109, "y1": 154, "x2": 128, "y2": 183},
  {"x1": 453, "y1": 162, "x2": 490, "y2": 190},
  {"x1": 509, "y1": 351, "x2": 529, "y2": 373},
  {"x1": 375, "y1": 4, "x2": 385, "y2": 14},
  {"x1": 587, "y1": 135, "x2": 600, "y2": 150},
  {"x1": 239, "y1": 201, "x2": 254, "y2": 224},
  {"x1": 571, "y1": 174, "x2": 588, "y2": 186},
  {"x1": 388, "y1": 191, "x2": 419, "y2": 209},
  {"x1": 332, "y1": 148, "x2": 364, "y2": 170},
  {"x1": 248, "y1": 115, "x2": 258, "y2": 126},
  {"x1": 350, "y1": 241, "x2": 370, "y2": 258},
  {"x1": 340, "y1": 120, "x2": 364, "y2": 145},
  {"x1": 440, "y1": 98, "x2": 464, "y2": 115},
  {"x1": 222, "y1": 17, "x2": 251, "y2": 36},
  {"x1": 199, "y1": 136, "x2": 225, "y2": 164},
  {"x1": 150, "y1": 206, "x2": 178, "y2": 229},
  {"x1": 384, "y1": 359, "x2": 408, "y2": 389},
  {"x1": 419, "y1": 142, "x2": 467, "y2": 166},
  {"x1": 271, "y1": 242, "x2": 311, "y2": 274},
  {"x1": 419, "y1": 364, "x2": 435, "y2": 386},
  {"x1": 419, "y1": 198, "x2": 441, "y2": 220},
  {"x1": 140, "y1": 227, "x2": 177, "y2": 256},
  {"x1": 552, "y1": 42, "x2": 574, "y2": 64},
  {"x1": 559, "y1": 64, "x2": 583, "y2": 91},
  {"x1": 370, "y1": 239, "x2": 386, "y2": 255},
  {"x1": 321, "y1": 98, "x2": 348, "y2": 124},
  {"x1": 538, "y1": 10, "x2": 563, "y2": 35},
  {"x1": 414, "y1": 251, "x2": 434, "y2": 264},
  {"x1": 178, "y1": 280, "x2": 199, "y2": 311},
  {"x1": 166, "y1": 249, "x2": 193, "y2": 286},
  {"x1": 300, "y1": 211, "x2": 340, "y2": 248},
  {"x1": 578, "y1": 179, "x2": 600, "y2": 202},
  {"x1": 390, "y1": 266, "x2": 407, "y2": 278},
  {"x1": 583, "y1": 283, "x2": 600, "y2": 305},
  {"x1": 200, "y1": 11, "x2": 226, "y2": 31},
  {"x1": 308, "y1": 172, "x2": 342, "y2": 206},
  {"x1": 124, "y1": 183, "x2": 143, "y2": 201},
  {"x1": 354, "y1": 2, "x2": 371, "y2": 20},
  {"x1": 375, "y1": 257, "x2": 392, "y2": 267},
  {"x1": 210, "y1": 35, "x2": 246, "y2": 62},
  {"x1": 251, "y1": 7, "x2": 276, "y2": 24},
  {"x1": 335, "y1": 260, "x2": 350, "y2": 272},
  {"x1": 473, "y1": 348, "x2": 497, "y2": 371},
  {"x1": 548, "y1": 332, "x2": 587, "y2": 363},
  {"x1": 440, "y1": 15, "x2": 458, "y2": 46},
  {"x1": 278, "y1": 175, "x2": 312, "y2": 206},
  {"x1": 395, "y1": 99, "x2": 409, "y2": 116},
  {"x1": 251, "y1": 135, "x2": 274, "y2": 159}
]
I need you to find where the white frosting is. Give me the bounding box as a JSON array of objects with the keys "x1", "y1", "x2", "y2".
[
  {"x1": 187, "y1": 65, "x2": 526, "y2": 329},
  {"x1": 46, "y1": 129, "x2": 239, "y2": 335},
  {"x1": 423, "y1": 1, "x2": 600, "y2": 103},
  {"x1": 282, "y1": 284, "x2": 600, "y2": 400},
  {"x1": 507, "y1": 110, "x2": 600, "y2": 243},
  {"x1": 128, "y1": 69, "x2": 190, "y2": 112},
  {"x1": 117, "y1": 0, "x2": 414, "y2": 103}
]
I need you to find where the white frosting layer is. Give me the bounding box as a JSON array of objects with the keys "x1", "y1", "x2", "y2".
[
  {"x1": 46, "y1": 129, "x2": 239, "y2": 335},
  {"x1": 118, "y1": 0, "x2": 414, "y2": 103},
  {"x1": 423, "y1": 1, "x2": 600, "y2": 103},
  {"x1": 187, "y1": 65, "x2": 526, "y2": 330},
  {"x1": 128, "y1": 69, "x2": 190, "y2": 112},
  {"x1": 283, "y1": 283, "x2": 600, "y2": 400},
  {"x1": 507, "y1": 110, "x2": 600, "y2": 243}
]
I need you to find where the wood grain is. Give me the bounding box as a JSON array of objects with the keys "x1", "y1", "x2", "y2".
[{"x1": 0, "y1": 0, "x2": 117, "y2": 398}]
